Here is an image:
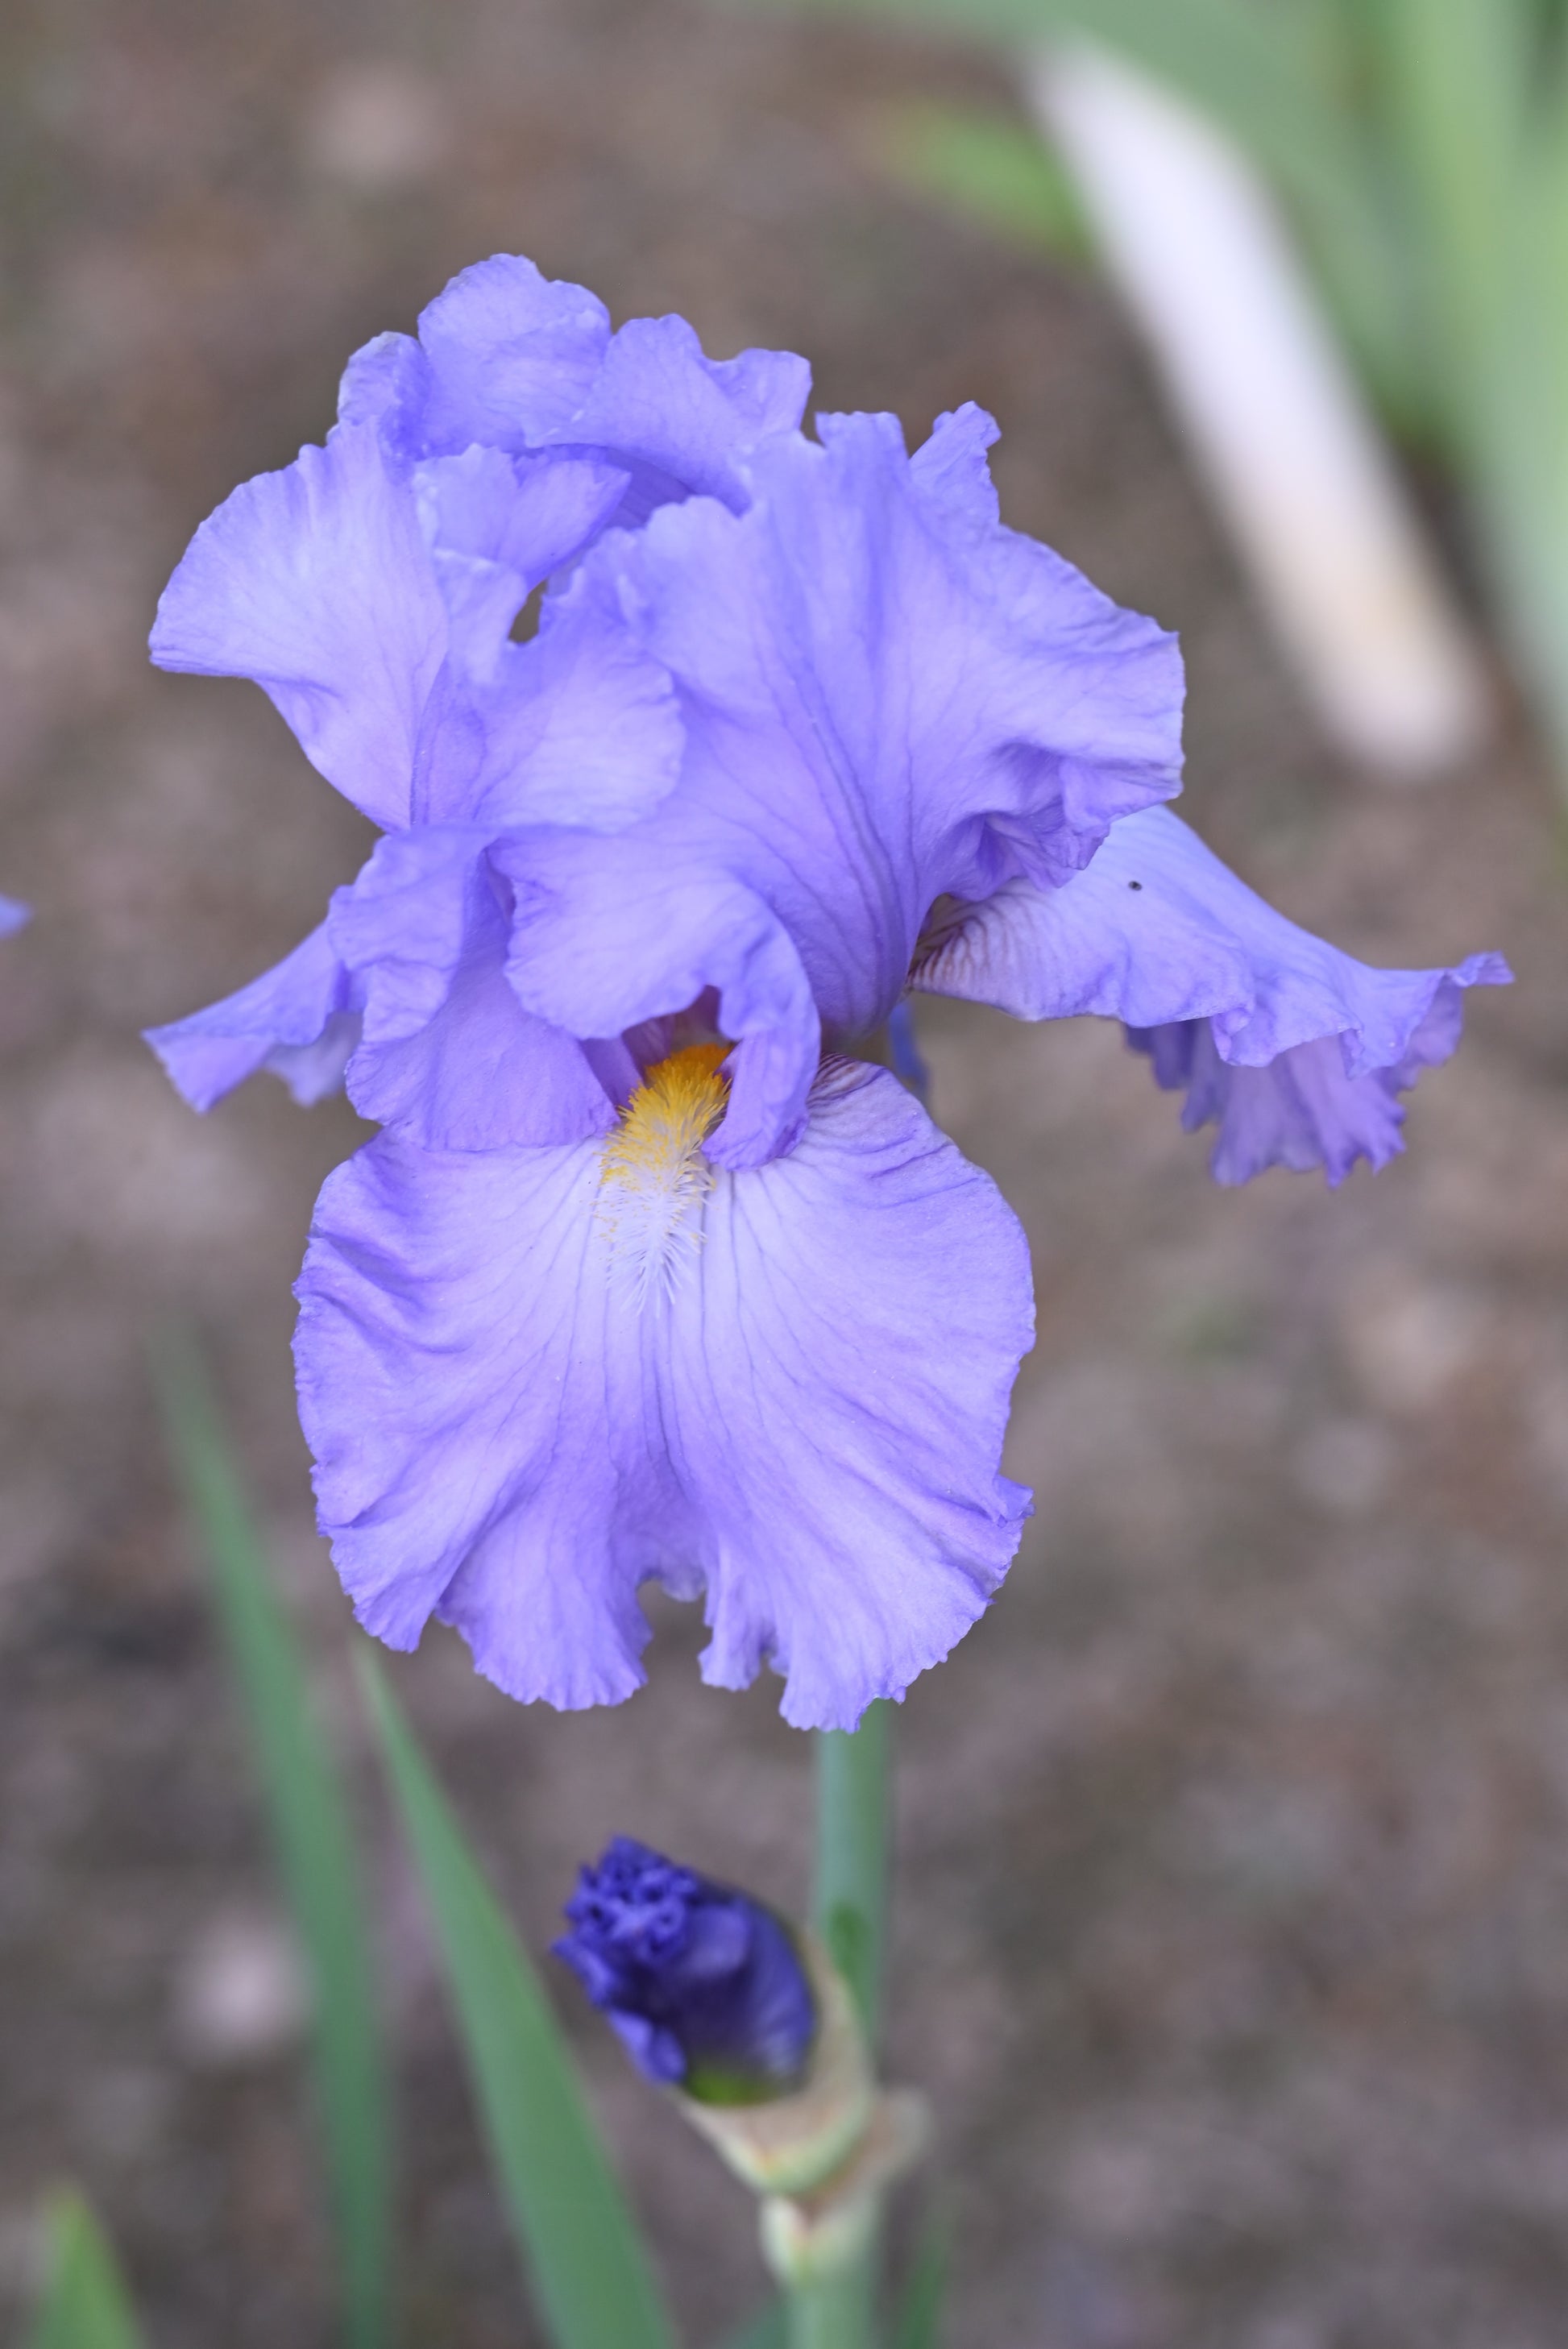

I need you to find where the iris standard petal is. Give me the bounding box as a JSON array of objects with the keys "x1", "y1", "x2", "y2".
[
  {"x1": 144, "y1": 923, "x2": 359, "y2": 1112},
  {"x1": 397, "y1": 253, "x2": 612, "y2": 450},
  {"x1": 292, "y1": 1059, "x2": 1033, "y2": 1731},
  {"x1": 497, "y1": 830, "x2": 822, "y2": 1168},
  {"x1": 913, "y1": 802, "x2": 1509, "y2": 1183},
  {"x1": 909, "y1": 403, "x2": 1180, "y2": 741},
  {"x1": 336, "y1": 327, "x2": 434, "y2": 458},
  {"x1": 585, "y1": 407, "x2": 1182, "y2": 1043},
  {"x1": 338, "y1": 255, "x2": 809, "y2": 516},
  {"x1": 554, "y1": 313, "x2": 811, "y2": 513},
  {"x1": 150, "y1": 422, "x2": 445, "y2": 830},
  {"x1": 326, "y1": 828, "x2": 613, "y2": 1148},
  {"x1": 442, "y1": 562, "x2": 684, "y2": 832},
  {"x1": 416, "y1": 446, "x2": 631, "y2": 681}
]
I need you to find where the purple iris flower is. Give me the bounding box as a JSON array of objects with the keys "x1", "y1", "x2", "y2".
[
  {"x1": 0, "y1": 899, "x2": 28, "y2": 938},
  {"x1": 554, "y1": 1836, "x2": 815, "y2": 2102},
  {"x1": 143, "y1": 255, "x2": 1508, "y2": 1731}
]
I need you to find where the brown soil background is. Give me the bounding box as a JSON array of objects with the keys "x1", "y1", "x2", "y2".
[{"x1": 2, "y1": 3, "x2": 1566, "y2": 2344}]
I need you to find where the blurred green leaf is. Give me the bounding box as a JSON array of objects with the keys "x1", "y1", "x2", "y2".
[
  {"x1": 156, "y1": 1338, "x2": 393, "y2": 2349},
  {"x1": 746, "y1": 0, "x2": 1349, "y2": 177},
  {"x1": 717, "y1": 2301, "x2": 787, "y2": 2349},
  {"x1": 359, "y1": 1657, "x2": 678, "y2": 2349},
  {"x1": 740, "y1": 0, "x2": 1417, "y2": 419},
  {"x1": 1365, "y1": 0, "x2": 1568, "y2": 756},
  {"x1": 25, "y1": 2193, "x2": 143, "y2": 2349},
  {"x1": 736, "y1": 0, "x2": 1568, "y2": 787},
  {"x1": 870, "y1": 98, "x2": 1091, "y2": 257},
  {"x1": 890, "y1": 2210, "x2": 948, "y2": 2349},
  {"x1": 1373, "y1": 0, "x2": 1529, "y2": 445}
]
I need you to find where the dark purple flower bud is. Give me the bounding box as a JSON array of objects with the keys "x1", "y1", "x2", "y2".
[{"x1": 554, "y1": 1837, "x2": 816, "y2": 2105}]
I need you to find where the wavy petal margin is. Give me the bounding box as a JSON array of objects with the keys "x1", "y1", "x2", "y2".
[
  {"x1": 294, "y1": 1061, "x2": 1033, "y2": 1729},
  {"x1": 914, "y1": 803, "x2": 1510, "y2": 1183}
]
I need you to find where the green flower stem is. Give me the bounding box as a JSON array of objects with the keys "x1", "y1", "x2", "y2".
[
  {"x1": 790, "y1": 1700, "x2": 893, "y2": 2349},
  {"x1": 812, "y1": 1700, "x2": 891, "y2": 2048},
  {"x1": 786, "y1": 2260, "x2": 878, "y2": 2349}
]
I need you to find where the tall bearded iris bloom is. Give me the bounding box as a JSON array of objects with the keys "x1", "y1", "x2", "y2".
[{"x1": 144, "y1": 255, "x2": 1508, "y2": 1731}]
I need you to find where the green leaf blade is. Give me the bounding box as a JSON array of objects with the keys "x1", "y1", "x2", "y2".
[
  {"x1": 1375, "y1": 0, "x2": 1530, "y2": 442},
  {"x1": 719, "y1": 2301, "x2": 788, "y2": 2349},
  {"x1": 156, "y1": 1341, "x2": 393, "y2": 2349},
  {"x1": 890, "y1": 2212, "x2": 948, "y2": 2349},
  {"x1": 26, "y1": 2193, "x2": 143, "y2": 2349},
  {"x1": 735, "y1": 0, "x2": 1419, "y2": 422},
  {"x1": 360, "y1": 1658, "x2": 678, "y2": 2349},
  {"x1": 871, "y1": 99, "x2": 1092, "y2": 258}
]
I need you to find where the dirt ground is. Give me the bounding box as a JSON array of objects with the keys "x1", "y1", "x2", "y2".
[{"x1": 2, "y1": 2, "x2": 1566, "y2": 2345}]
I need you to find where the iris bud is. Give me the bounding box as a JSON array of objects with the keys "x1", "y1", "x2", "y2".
[
  {"x1": 554, "y1": 1837, "x2": 816, "y2": 2106},
  {"x1": 556, "y1": 1836, "x2": 928, "y2": 2281}
]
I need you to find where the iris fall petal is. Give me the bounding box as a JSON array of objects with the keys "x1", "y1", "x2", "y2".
[
  {"x1": 914, "y1": 803, "x2": 1509, "y2": 1182},
  {"x1": 293, "y1": 1060, "x2": 1033, "y2": 1730},
  {"x1": 145, "y1": 923, "x2": 359, "y2": 1112}
]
